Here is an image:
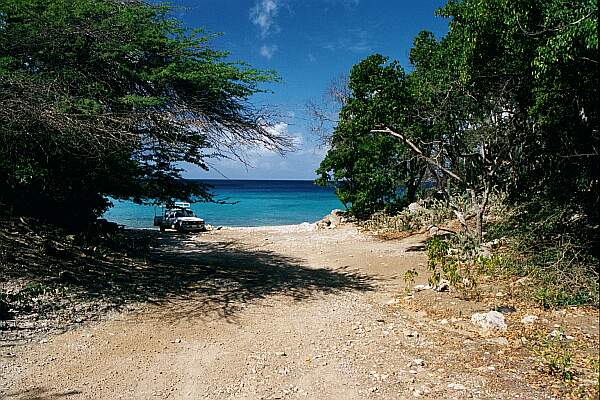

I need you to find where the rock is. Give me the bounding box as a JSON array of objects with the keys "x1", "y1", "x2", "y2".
[
  {"x1": 447, "y1": 383, "x2": 467, "y2": 390},
  {"x1": 515, "y1": 277, "x2": 532, "y2": 286},
  {"x1": 408, "y1": 202, "x2": 422, "y2": 213},
  {"x1": 413, "y1": 284, "x2": 431, "y2": 292},
  {"x1": 479, "y1": 244, "x2": 493, "y2": 258},
  {"x1": 433, "y1": 279, "x2": 450, "y2": 292},
  {"x1": 549, "y1": 330, "x2": 566, "y2": 339},
  {"x1": 412, "y1": 386, "x2": 431, "y2": 397},
  {"x1": 316, "y1": 211, "x2": 343, "y2": 229},
  {"x1": 412, "y1": 358, "x2": 425, "y2": 367},
  {"x1": 521, "y1": 315, "x2": 538, "y2": 324},
  {"x1": 428, "y1": 225, "x2": 440, "y2": 236},
  {"x1": 275, "y1": 351, "x2": 287, "y2": 356},
  {"x1": 486, "y1": 337, "x2": 509, "y2": 346},
  {"x1": 331, "y1": 209, "x2": 345, "y2": 217},
  {"x1": 471, "y1": 311, "x2": 507, "y2": 333}
]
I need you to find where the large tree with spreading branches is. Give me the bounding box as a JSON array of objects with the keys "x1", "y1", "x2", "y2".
[{"x1": 0, "y1": 0, "x2": 289, "y2": 227}]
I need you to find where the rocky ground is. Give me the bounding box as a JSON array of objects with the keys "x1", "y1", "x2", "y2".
[{"x1": 1, "y1": 223, "x2": 598, "y2": 399}]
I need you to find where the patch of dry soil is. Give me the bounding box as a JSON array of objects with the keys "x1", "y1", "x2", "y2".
[{"x1": 1, "y1": 225, "x2": 598, "y2": 399}]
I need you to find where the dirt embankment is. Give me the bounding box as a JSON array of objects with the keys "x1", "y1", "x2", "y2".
[{"x1": 1, "y1": 224, "x2": 598, "y2": 399}]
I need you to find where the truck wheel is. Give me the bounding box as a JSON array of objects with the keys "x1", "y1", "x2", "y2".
[{"x1": 159, "y1": 226, "x2": 165, "y2": 232}]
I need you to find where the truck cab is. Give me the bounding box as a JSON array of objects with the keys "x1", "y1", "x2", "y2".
[{"x1": 153, "y1": 202, "x2": 206, "y2": 232}]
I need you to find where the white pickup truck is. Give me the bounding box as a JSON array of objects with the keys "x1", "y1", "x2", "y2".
[{"x1": 153, "y1": 202, "x2": 206, "y2": 232}]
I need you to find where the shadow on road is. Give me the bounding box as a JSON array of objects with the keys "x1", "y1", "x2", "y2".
[
  {"x1": 2, "y1": 230, "x2": 376, "y2": 323},
  {"x1": 4, "y1": 388, "x2": 81, "y2": 399}
]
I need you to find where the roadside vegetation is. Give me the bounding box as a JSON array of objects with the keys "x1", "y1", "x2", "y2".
[
  {"x1": 0, "y1": 0, "x2": 287, "y2": 336},
  {"x1": 315, "y1": 0, "x2": 598, "y2": 309},
  {"x1": 0, "y1": 0, "x2": 288, "y2": 229}
]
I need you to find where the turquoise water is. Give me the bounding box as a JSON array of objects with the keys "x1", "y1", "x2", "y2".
[{"x1": 103, "y1": 180, "x2": 345, "y2": 228}]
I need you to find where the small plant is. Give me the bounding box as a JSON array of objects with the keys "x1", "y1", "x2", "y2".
[
  {"x1": 426, "y1": 234, "x2": 484, "y2": 299},
  {"x1": 529, "y1": 330, "x2": 575, "y2": 382},
  {"x1": 403, "y1": 268, "x2": 419, "y2": 293}
]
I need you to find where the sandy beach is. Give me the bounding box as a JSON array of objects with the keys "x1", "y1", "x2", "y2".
[{"x1": 1, "y1": 224, "x2": 598, "y2": 399}]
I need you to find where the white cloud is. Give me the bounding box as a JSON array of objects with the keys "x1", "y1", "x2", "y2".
[
  {"x1": 263, "y1": 122, "x2": 303, "y2": 149},
  {"x1": 323, "y1": 28, "x2": 372, "y2": 53},
  {"x1": 250, "y1": 0, "x2": 280, "y2": 37},
  {"x1": 259, "y1": 44, "x2": 278, "y2": 59}
]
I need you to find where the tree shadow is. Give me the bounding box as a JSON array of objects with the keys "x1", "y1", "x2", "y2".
[
  {"x1": 1, "y1": 229, "x2": 376, "y2": 324},
  {"x1": 4, "y1": 388, "x2": 81, "y2": 399}
]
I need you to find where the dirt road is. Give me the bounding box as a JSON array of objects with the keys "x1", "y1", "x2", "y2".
[{"x1": 1, "y1": 225, "x2": 597, "y2": 399}]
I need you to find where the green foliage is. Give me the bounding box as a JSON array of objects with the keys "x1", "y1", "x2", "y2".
[
  {"x1": 360, "y1": 199, "x2": 452, "y2": 235},
  {"x1": 487, "y1": 200, "x2": 599, "y2": 307},
  {"x1": 529, "y1": 330, "x2": 574, "y2": 382},
  {"x1": 316, "y1": 55, "x2": 427, "y2": 218},
  {"x1": 403, "y1": 268, "x2": 419, "y2": 294},
  {"x1": 0, "y1": 0, "x2": 280, "y2": 228},
  {"x1": 320, "y1": 0, "x2": 598, "y2": 305},
  {"x1": 426, "y1": 234, "x2": 484, "y2": 299}
]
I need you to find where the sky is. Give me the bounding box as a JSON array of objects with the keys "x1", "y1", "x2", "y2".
[{"x1": 169, "y1": 0, "x2": 450, "y2": 180}]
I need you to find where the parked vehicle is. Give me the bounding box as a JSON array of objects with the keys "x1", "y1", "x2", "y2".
[{"x1": 153, "y1": 202, "x2": 206, "y2": 232}]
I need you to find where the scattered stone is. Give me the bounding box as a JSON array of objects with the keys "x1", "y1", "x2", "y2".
[
  {"x1": 516, "y1": 277, "x2": 532, "y2": 286},
  {"x1": 447, "y1": 383, "x2": 467, "y2": 390},
  {"x1": 413, "y1": 284, "x2": 431, "y2": 292},
  {"x1": 408, "y1": 202, "x2": 422, "y2": 213},
  {"x1": 412, "y1": 386, "x2": 431, "y2": 397},
  {"x1": 521, "y1": 315, "x2": 538, "y2": 324},
  {"x1": 549, "y1": 330, "x2": 566, "y2": 339},
  {"x1": 486, "y1": 337, "x2": 509, "y2": 346},
  {"x1": 316, "y1": 209, "x2": 346, "y2": 229},
  {"x1": 331, "y1": 209, "x2": 344, "y2": 217},
  {"x1": 433, "y1": 279, "x2": 450, "y2": 292},
  {"x1": 428, "y1": 226, "x2": 440, "y2": 236},
  {"x1": 412, "y1": 358, "x2": 425, "y2": 367},
  {"x1": 471, "y1": 311, "x2": 507, "y2": 333}
]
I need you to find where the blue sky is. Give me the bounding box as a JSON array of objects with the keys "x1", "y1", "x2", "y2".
[{"x1": 170, "y1": 0, "x2": 449, "y2": 180}]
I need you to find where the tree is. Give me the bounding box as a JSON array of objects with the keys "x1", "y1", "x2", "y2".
[
  {"x1": 316, "y1": 55, "x2": 427, "y2": 217},
  {"x1": 373, "y1": 0, "x2": 598, "y2": 243},
  {"x1": 0, "y1": 0, "x2": 288, "y2": 227}
]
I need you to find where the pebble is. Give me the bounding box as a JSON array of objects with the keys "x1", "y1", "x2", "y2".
[
  {"x1": 486, "y1": 337, "x2": 509, "y2": 346},
  {"x1": 412, "y1": 358, "x2": 424, "y2": 367},
  {"x1": 447, "y1": 383, "x2": 467, "y2": 390},
  {"x1": 413, "y1": 284, "x2": 431, "y2": 292},
  {"x1": 275, "y1": 351, "x2": 287, "y2": 356},
  {"x1": 521, "y1": 315, "x2": 538, "y2": 324}
]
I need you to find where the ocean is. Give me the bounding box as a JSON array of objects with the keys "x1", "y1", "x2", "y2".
[{"x1": 102, "y1": 180, "x2": 345, "y2": 228}]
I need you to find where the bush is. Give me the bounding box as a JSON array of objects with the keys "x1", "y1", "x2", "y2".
[
  {"x1": 360, "y1": 198, "x2": 452, "y2": 235},
  {"x1": 487, "y1": 200, "x2": 599, "y2": 307}
]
